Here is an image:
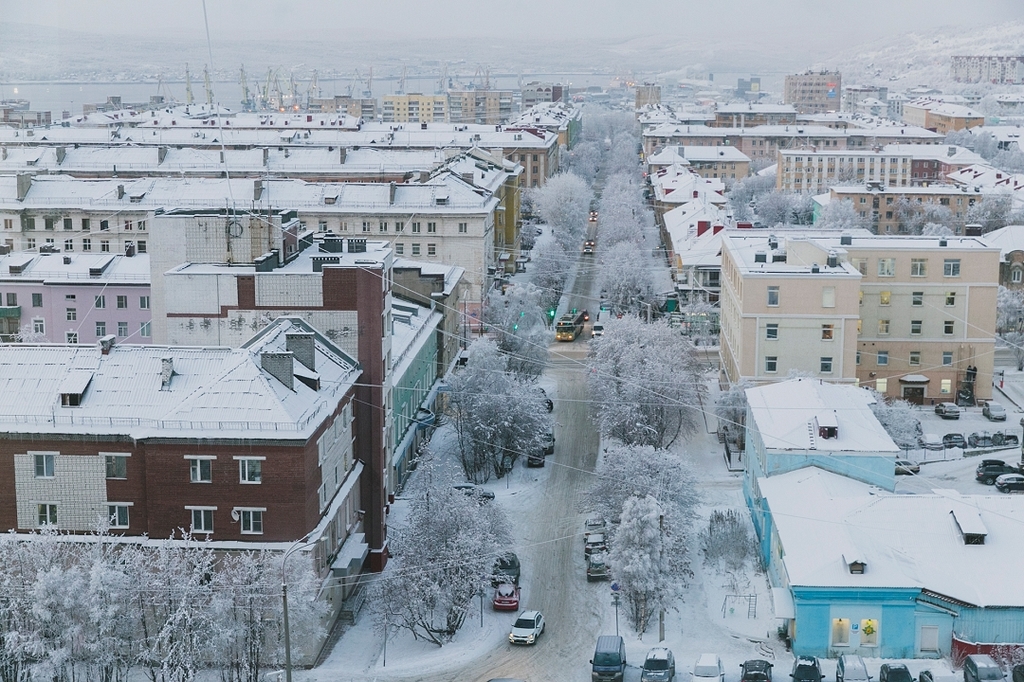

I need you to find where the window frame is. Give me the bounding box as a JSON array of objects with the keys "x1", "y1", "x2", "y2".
[
  {"x1": 943, "y1": 259, "x2": 961, "y2": 277},
  {"x1": 187, "y1": 456, "x2": 214, "y2": 483},
  {"x1": 188, "y1": 507, "x2": 216, "y2": 534},
  {"x1": 765, "y1": 323, "x2": 778, "y2": 340},
  {"x1": 34, "y1": 453, "x2": 56, "y2": 478},
  {"x1": 239, "y1": 508, "x2": 265, "y2": 535},
  {"x1": 108, "y1": 503, "x2": 131, "y2": 528},
  {"x1": 765, "y1": 356, "x2": 778, "y2": 373},
  {"x1": 236, "y1": 457, "x2": 264, "y2": 484},
  {"x1": 766, "y1": 286, "x2": 780, "y2": 307}
]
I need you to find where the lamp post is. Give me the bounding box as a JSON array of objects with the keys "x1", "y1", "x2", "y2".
[{"x1": 282, "y1": 534, "x2": 317, "y2": 682}]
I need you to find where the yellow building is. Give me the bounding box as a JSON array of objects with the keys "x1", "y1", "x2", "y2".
[
  {"x1": 447, "y1": 90, "x2": 514, "y2": 125},
  {"x1": 381, "y1": 94, "x2": 448, "y2": 123}
]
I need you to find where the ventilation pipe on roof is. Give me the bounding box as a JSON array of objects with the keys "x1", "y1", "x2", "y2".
[
  {"x1": 286, "y1": 332, "x2": 316, "y2": 371},
  {"x1": 261, "y1": 351, "x2": 294, "y2": 390},
  {"x1": 160, "y1": 357, "x2": 175, "y2": 390},
  {"x1": 98, "y1": 335, "x2": 116, "y2": 355},
  {"x1": 117, "y1": 185, "x2": 125, "y2": 200}
]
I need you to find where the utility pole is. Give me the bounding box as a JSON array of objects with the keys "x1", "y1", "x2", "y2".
[{"x1": 659, "y1": 512, "x2": 665, "y2": 642}]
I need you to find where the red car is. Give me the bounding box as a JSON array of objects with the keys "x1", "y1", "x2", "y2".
[{"x1": 492, "y1": 583, "x2": 521, "y2": 611}]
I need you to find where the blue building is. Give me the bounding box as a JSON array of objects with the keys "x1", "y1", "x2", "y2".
[{"x1": 755, "y1": 467, "x2": 1024, "y2": 660}]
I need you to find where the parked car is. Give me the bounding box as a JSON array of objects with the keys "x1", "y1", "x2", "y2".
[
  {"x1": 996, "y1": 473, "x2": 1024, "y2": 493},
  {"x1": 935, "y1": 402, "x2": 962, "y2": 419},
  {"x1": 791, "y1": 657, "x2": 825, "y2": 682},
  {"x1": 741, "y1": 659, "x2": 774, "y2": 682},
  {"x1": 964, "y1": 654, "x2": 1006, "y2": 682},
  {"x1": 587, "y1": 552, "x2": 610, "y2": 582},
  {"x1": 976, "y1": 460, "x2": 1021, "y2": 484},
  {"x1": 508, "y1": 610, "x2": 544, "y2": 645},
  {"x1": 492, "y1": 583, "x2": 520, "y2": 611},
  {"x1": 585, "y1": 532, "x2": 608, "y2": 558},
  {"x1": 453, "y1": 484, "x2": 495, "y2": 501},
  {"x1": 895, "y1": 459, "x2": 921, "y2": 475},
  {"x1": 492, "y1": 552, "x2": 521, "y2": 585},
  {"x1": 526, "y1": 450, "x2": 546, "y2": 467},
  {"x1": 920, "y1": 671, "x2": 935, "y2": 682},
  {"x1": 591, "y1": 635, "x2": 627, "y2": 682},
  {"x1": 996, "y1": 431, "x2": 1020, "y2": 446},
  {"x1": 585, "y1": 518, "x2": 607, "y2": 536},
  {"x1": 641, "y1": 647, "x2": 677, "y2": 682},
  {"x1": 943, "y1": 433, "x2": 967, "y2": 449},
  {"x1": 692, "y1": 654, "x2": 725, "y2": 682},
  {"x1": 984, "y1": 402, "x2": 1008, "y2": 421},
  {"x1": 590, "y1": 210, "x2": 599, "y2": 222},
  {"x1": 537, "y1": 387, "x2": 554, "y2": 412},
  {"x1": 1012, "y1": 663, "x2": 1024, "y2": 682},
  {"x1": 969, "y1": 431, "x2": 995, "y2": 448},
  {"x1": 918, "y1": 433, "x2": 943, "y2": 451},
  {"x1": 880, "y1": 665, "x2": 913, "y2": 682},
  {"x1": 542, "y1": 430, "x2": 555, "y2": 455},
  {"x1": 837, "y1": 655, "x2": 870, "y2": 682}
]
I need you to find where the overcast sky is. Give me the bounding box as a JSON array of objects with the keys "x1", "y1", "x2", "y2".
[{"x1": 3, "y1": 0, "x2": 1022, "y2": 44}]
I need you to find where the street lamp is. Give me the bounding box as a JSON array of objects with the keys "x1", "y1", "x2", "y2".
[{"x1": 282, "y1": 534, "x2": 317, "y2": 682}]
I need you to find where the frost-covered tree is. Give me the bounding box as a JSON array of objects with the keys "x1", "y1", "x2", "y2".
[
  {"x1": 597, "y1": 241, "x2": 655, "y2": 316},
  {"x1": 529, "y1": 240, "x2": 570, "y2": 311},
  {"x1": 715, "y1": 378, "x2": 753, "y2": 447},
  {"x1": 867, "y1": 390, "x2": 920, "y2": 450},
  {"x1": 894, "y1": 197, "x2": 956, "y2": 235},
  {"x1": 757, "y1": 191, "x2": 813, "y2": 227},
  {"x1": 817, "y1": 199, "x2": 868, "y2": 231},
  {"x1": 1003, "y1": 332, "x2": 1024, "y2": 371},
  {"x1": 530, "y1": 172, "x2": 592, "y2": 253},
  {"x1": 447, "y1": 339, "x2": 549, "y2": 480},
  {"x1": 562, "y1": 140, "x2": 602, "y2": 183},
  {"x1": 484, "y1": 282, "x2": 549, "y2": 380},
  {"x1": 965, "y1": 193, "x2": 1021, "y2": 233},
  {"x1": 374, "y1": 474, "x2": 511, "y2": 646},
  {"x1": 996, "y1": 286, "x2": 1024, "y2": 335},
  {"x1": 597, "y1": 172, "x2": 650, "y2": 248},
  {"x1": 14, "y1": 324, "x2": 48, "y2": 343},
  {"x1": 921, "y1": 222, "x2": 954, "y2": 237},
  {"x1": 588, "y1": 317, "x2": 706, "y2": 448},
  {"x1": 727, "y1": 174, "x2": 776, "y2": 221},
  {"x1": 606, "y1": 495, "x2": 673, "y2": 635}
]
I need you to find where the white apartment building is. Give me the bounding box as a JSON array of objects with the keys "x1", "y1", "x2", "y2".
[{"x1": 777, "y1": 149, "x2": 913, "y2": 193}]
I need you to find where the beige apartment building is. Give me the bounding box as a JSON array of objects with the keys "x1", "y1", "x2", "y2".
[
  {"x1": 784, "y1": 71, "x2": 842, "y2": 114},
  {"x1": 381, "y1": 94, "x2": 448, "y2": 123},
  {"x1": 777, "y1": 150, "x2": 913, "y2": 193},
  {"x1": 828, "y1": 185, "x2": 989, "y2": 234},
  {"x1": 447, "y1": 90, "x2": 514, "y2": 125},
  {"x1": 721, "y1": 233, "x2": 998, "y2": 404}
]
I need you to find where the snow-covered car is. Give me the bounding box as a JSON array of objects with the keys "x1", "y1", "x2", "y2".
[
  {"x1": 641, "y1": 647, "x2": 676, "y2": 681},
  {"x1": 943, "y1": 433, "x2": 966, "y2": 449},
  {"x1": 895, "y1": 459, "x2": 920, "y2": 475},
  {"x1": 741, "y1": 659, "x2": 773, "y2": 682},
  {"x1": 526, "y1": 450, "x2": 546, "y2": 467},
  {"x1": 584, "y1": 518, "x2": 607, "y2": 536},
  {"x1": 453, "y1": 484, "x2": 495, "y2": 502},
  {"x1": 918, "y1": 433, "x2": 942, "y2": 451},
  {"x1": 586, "y1": 552, "x2": 610, "y2": 582},
  {"x1": 584, "y1": 532, "x2": 607, "y2": 558},
  {"x1": 935, "y1": 402, "x2": 962, "y2": 419},
  {"x1": 508, "y1": 610, "x2": 545, "y2": 645},
  {"x1": 692, "y1": 654, "x2": 724, "y2": 682},
  {"x1": 542, "y1": 430, "x2": 555, "y2": 455},
  {"x1": 791, "y1": 657, "x2": 824, "y2": 682},
  {"x1": 983, "y1": 402, "x2": 1007, "y2": 421},
  {"x1": 492, "y1": 552, "x2": 521, "y2": 585},
  {"x1": 492, "y1": 583, "x2": 521, "y2": 611}
]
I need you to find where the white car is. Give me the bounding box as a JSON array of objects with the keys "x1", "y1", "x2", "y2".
[
  {"x1": 692, "y1": 654, "x2": 724, "y2": 682},
  {"x1": 508, "y1": 610, "x2": 545, "y2": 645}
]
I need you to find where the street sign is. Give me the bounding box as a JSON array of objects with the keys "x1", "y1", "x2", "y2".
[{"x1": 611, "y1": 581, "x2": 620, "y2": 592}]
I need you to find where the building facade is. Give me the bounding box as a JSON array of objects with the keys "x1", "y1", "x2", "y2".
[
  {"x1": 381, "y1": 94, "x2": 448, "y2": 123},
  {"x1": 784, "y1": 71, "x2": 842, "y2": 114},
  {"x1": 951, "y1": 55, "x2": 1024, "y2": 84}
]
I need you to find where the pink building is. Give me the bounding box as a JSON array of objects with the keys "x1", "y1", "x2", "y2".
[{"x1": 0, "y1": 249, "x2": 150, "y2": 344}]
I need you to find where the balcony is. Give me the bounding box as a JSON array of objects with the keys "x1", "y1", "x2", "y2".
[{"x1": 0, "y1": 306, "x2": 21, "y2": 319}]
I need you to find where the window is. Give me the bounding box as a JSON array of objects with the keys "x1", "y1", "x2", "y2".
[
  {"x1": 38, "y1": 504, "x2": 57, "y2": 526},
  {"x1": 942, "y1": 351, "x2": 953, "y2": 366},
  {"x1": 5, "y1": 293, "x2": 15, "y2": 307},
  {"x1": 190, "y1": 508, "x2": 214, "y2": 533},
  {"x1": 876, "y1": 377, "x2": 887, "y2": 392},
  {"x1": 427, "y1": 222, "x2": 437, "y2": 233},
  {"x1": 912, "y1": 291, "x2": 923, "y2": 306},
  {"x1": 395, "y1": 243, "x2": 404, "y2": 255},
  {"x1": 378, "y1": 221, "x2": 388, "y2": 232},
  {"x1": 105, "y1": 454, "x2": 128, "y2": 479},
  {"x1": 852, "y1": 258, "x2": 867, "y2": 275},
  {"x1": 877, "y1": 258, "x2": 895, "y2": 277},
  {"x1": 66, "y1": 307, "x2": 78, "y2": 321},
  {"x1": 879, "y1": 291, "x2": 891, "y2": 306},
  {"x1": 64, "y1": 239, "x2": 73, "y2": 251},
  {"x1": 395, "y1": 221, "x2": 404, "y2": 232},
  {"x1": 116, "y1": 295, "x2": 127, "y2": 309},
  {"x1": 458, "y1": 222, "x2": 468, "y2": 233},
  {"x1": 411, "y1": 222, "x2": 421, "y2": 233},
  {"x1": 240, "y1": 509, "x2": 264, "y2": 535},
  {"x1": 140, "y1": 322, "x2": 151, "y2": 338},
  {"x1": 82, "y1": 238, "x2": 91, "y2": 251},
  {"x1": 911, "y1": 258, "x2": 927, "y2": 277},
  {"x1": 123, "y1": 220, "x2": 132, "y2": 231},
  {"x1": 137, "y1": 221, "x2": 145, "y2": 232},
  {"x1": 66, "y1": 332, "x2": 78, "y2": 344},
  {"x1": 765, "y1": 356, "x2": 778, "y2": 373},
  {"x1": 32, "y1": 319, "x2": 44, "y2": 334},
  {"x1": 26, "y1": 238, "x2": 35, "y2": 249},
  {"x1": 945, "y1": 291, "x2": 956, "y2": 306},
  {"x1": 822, "y1": 287, "x2": 835, "y2": 308},
  {"x1": 139, "y1": 296, "x2": 150, "y2": 310},
  {"x1": 100, "y1": 240, "x2": 110, "y2": 252},
  {"x1": 909, "y1": 351, "x2": 921, "y2": 366},
  {"x1": 94, "y1": 295, "x2": 105, "y2": 309},
  {"x1": 95, "y1": 321, "x2": 106, "y2": 337},
  {"x1": 832, "y1": 618, "x2": 851, "y2": 647},
  {"x1": 238, "y1": 458, "x2": 262, "y2": 484},
  {"x1": 943, "y1": 259, "x2": 960, "y2": 277},
  {"x1": 911, "y1": 320, "x2": 922, "y2": 335},
  {"x1": 1014, "y1": 269, "x2": 1023, "y2": 284},
  {"x1": 189, "y1": 458, "x2": 213, "y2": 483},
  {"x1": 941, "y1": 378, "x2": 952, "y2": 393},
  {"x1": 2, "y1": 219, "x2": 10, "y2": 230},
  {"x1": 767, "y1": 286, "x2": 780, "y2": 306},
  {"x1": 878, "y1": 319, "x2": 890, "y2": 335},
  {"x1": 34, "y1": 453, "x2": 55, "y2": 478},
  {"x1": 29, "y1": 293, "x2": 42, "y2": 308},
  {"x1": 137, "y1": 241, "x2": 146, "y2": 253},
  {"x1": 99, "y1": 220, "x2": 109, "y2": 231},
  {"x1": 427, "y1": 243, "x2": 436, "y2": 256},
  {"x1": 860, "y1": 619, "x2": 879, "y2": 647},
  {"x1": 877, "y1": 351, "x2": 889, "y2": 366},
  {"x1": 822, "y1": 324, "x2": 834, "y2": 340},
  {"x1": 411, "y1": 243, "x2": 421, "y2": 256},
  {"x1": 944, "y1": 320, "x2": 954, "y2": 335},
  {"x1": 765, "y1": 323, "x2": 778, "y2": 340},
  {"x1": 117, "y1": 322, "x2": 128, "y2": 337},
  {"x1": 820, "y1": 357, "x2": 833, "y2": 373},
  {"x1": 81, "y1": 218, "x2": 90, "y2": 231},
  {"x1": 856, "y1": 350, "x2": 861, "y2": 365},
  {"x1": 108, "y1": 504, "x2": 130, "y2": 528},
  {"x1": 318, "y1": 220, "x2": 328, "y2": 232},
  {"x1": 361, "y1": 221, "x2": 371, "y2": 233},
  {"x1": 44, "y1": 217, "x2": 55, "y2": 231}
]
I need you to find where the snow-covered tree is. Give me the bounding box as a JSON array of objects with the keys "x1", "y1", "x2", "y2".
[
  {"x1": 447, "y1": 339, "x2": 549, "y2": 480},
  {"x1": 1003, "y1": 332, "x2": 1024, "y2": 371},
  {"x1": 965, "y1": 193, "x2": 1022, "y2": 233},
  {"x1": 562, "y1": 140, "x2": 602, "y2": 183},
  {"x1": 756, "y1": 191, "x2": 813, "y2": 227},
  {"x1": 817, "y1": 199, "x2": 868, "y2": 231},
  {"x1": 605, "y1": 495, "x2": 673, "y2": 635},
  {"x1": 529, "y1": 240, "x2": 570, "y2": 311},
  {"x1": 597, "y1": 172, "x2": 649, "y2": 249},
  {"x1": 529, "y1": 172, "x2": 592, "y2": 253},
  {"x1": 867, "y1": 390, "x2": 920, "y2": 450},
  {"x1": 715, "y1": 378, "x2": 753, "y2": 447},
  {"x1": 587, "y1": 317, "x2": 706, "y2": 448},
  {"x1": 597, "y1": 241, "x2": 656, "y2": 316},
  {"x1": 727, "y1": 174, "x2": 776, "y2": 221},
  {"x1": 374, "y1": 474, "x2": 511, "y2": 646},
  {"x1": 484, "y1": 282, "x2": 549, "y2": 380},
  {"x1": 921, "y1": 222, "x2": 954, "y2": 237},
  {"x1": 894, "y1": 197, "x2": 956, "y2": 235},
  {"x1": 14, "y1": 324, "x2": 48, "y2": 343},
  {"x1": 997, "y1": 286, "x2": 1024, "y2": 335}
]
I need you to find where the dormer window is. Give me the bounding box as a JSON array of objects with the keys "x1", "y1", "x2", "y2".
[
  {"x1": 848, "y1": 561, "x2": 866, "y2": 574},
  {"x1": 58, "y1": 371, "x2": 93, "y2": 407}
]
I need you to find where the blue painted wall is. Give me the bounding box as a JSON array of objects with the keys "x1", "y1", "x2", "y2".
[{"x1": 792, "y1": 587, "x2": 922, "y2": 659}]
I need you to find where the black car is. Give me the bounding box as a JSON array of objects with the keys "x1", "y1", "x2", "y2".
[
  {"x1": 943, "y1": 433, "x2": 966, "y2": 449},
  {"x1": 969, "y1": 431, "x2": 995, "y2": 448},
  {"x1": 453, "y1": 484, "x2": 496, "y2": 501},
  {"x1": 542, "y1": 430, "x2": 555, "y2": 455},
  {"x1": 526, "y1": 450, "x2": 546, "y2": 467},
  {"x1": 791, "y1": 657, "x2": 824, "y2": 682},
  {"x1": 919, "y1": 671, "x2": 934, "y2": 682},
  {"x1": 880, "y1": 666, "x2": 913, "y2": 682},
  {"x1": 492, "y1": 552, "x2": 521, "y2": 585},
  {"x1": 741, "y1": 660, "x2": 773, "y2": 682},
  {"x1": 537, "y1": 387, "x2": 554, "y2": 413},
  {"x1": 976, "y1": 460, "x2": 1021, "y2": 484}
]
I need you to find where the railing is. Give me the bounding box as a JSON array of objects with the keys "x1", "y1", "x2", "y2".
[
  {"x1": 0, "y1": 403, "x2": 326, "y2": 432},
  {"x1": 4, "y1": 270, "x2": 149, "y2": 281}
]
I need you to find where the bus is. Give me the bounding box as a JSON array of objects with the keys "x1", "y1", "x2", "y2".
[{"x1": 555, "y1": 310, "x2": 586, "y2": 342}]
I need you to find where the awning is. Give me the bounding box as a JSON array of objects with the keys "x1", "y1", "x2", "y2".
[
  {"x1": 771, "y1": 587, "x2": 795, "y2": 619},
  {"x1": 899, "y1": 374, "x2": 931, "y2": 383}
]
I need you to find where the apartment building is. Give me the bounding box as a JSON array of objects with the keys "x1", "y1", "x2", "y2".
[
  {"x1": 951, "y1": 55, "x2": 1024, "y2": 84},
  {"x1": 307, "y1": 94, "x2": 377, "y2": 119},
  {"x1": 635, "y1": 84, "x2": 662, "y2": 109},
  {"x1": 447, "y1": 90, "x2": 514, "y2": 125},
  {"x1": 784, "y1": 71, "x2": 842, "y2": 114},
  {"x1": 0, "y1": 251, "x2": 150, "y2": 345},
  {"x1": 903, "y1": 99, "x2": 985, "y2": 134},
  {"x1": 647, "y1": 145, "x2": 751, "y2": 180},
  {"x1": 507, "y1": 102, "x2": 583, "y2": 149},
  {"x1": 720, "y1": 233, "x2": 998, "y2": 404},
  {"x1": 521, "y1": 82, "x2": 565, "y2": 108},
  {"x1": 828, "y1": 185, "x2": 991, "y2": 234},
  {"x1": 777, "y1": 150, "x2": 913, "y2": 193},
  {"x1": 842, "y1": 85, "x2": 888, "y2": 114},
  {"x1": 711, "y1": 103, "x2": 797, "y2": 128},
  {"x1": 381, "y1": 93, "x2": 448, "y2": 123}
]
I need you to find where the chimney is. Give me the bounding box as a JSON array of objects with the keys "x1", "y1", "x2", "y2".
[
  {"x1": 712, "y1": 224, "x2": 724, "y2": 235},
  {"x1": 158, "y1": 146, "x2": 167, "y2": 163},
  {"x1": 62, "y1": 255, "x2": 71, "y2": 264},
  {"x1": 124, "y1": 242, "x2": 135, "y2": 257},
  {"x1": 117, "y1": 184, "x2": 125, "y2": 200},
  {"x1": 286, "y1": 331, "x2": 316, "y2": 371},
  {"x1": 160, "y1": 357, "x2": 175, "y2": 390},
  {"x1": 339, "y1": 147, "x2": 347, "y2": 164},
  {"x1": 253, "y1": 179, "x2": 263, "y2": 202},
  {"x1": 697, "y1": 221, "x2": 710, "y2": 237},
  {"x1": 98, "y1": 335, "x2": 115, "y2": 355},
  {"x1": 840, "y1": 233, "x2": 852, "y2": 245},
  {"x1": 16, "y1": 173, "x2": 32, "y2": 201},
  {"x1": 965, "y1": 224, "x2": 982, "y2": 236},
  {"x1": 261, "y1": 351, "x2": 294, "y2": 390},
  {"x1": 389, "y1": 181, "x2": 397, "y2": 204},
  {"x1": 461, "y1": 171, "x2": 474, "y2": 185},
  {"x1": 693, "y1": 190, "x2": 699, "y2": 198},
  {"x1": 827, "y1": 250, "x2": 838, "y2": 268},
  {"x1": 56, "y1": 147, "x2": 66, "y2": 164}
]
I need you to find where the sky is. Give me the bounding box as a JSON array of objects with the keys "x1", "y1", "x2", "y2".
[{"x1": 2, "y1": 0, "x2": 1022, "y2": 44}]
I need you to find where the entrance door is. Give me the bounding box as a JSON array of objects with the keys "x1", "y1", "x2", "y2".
[
  {"x1": 920, "y1": 625, "x2": 939, "y2": 653},
  {"x1": 903, "y1": 386, "x2": 925, "y2": 405}
]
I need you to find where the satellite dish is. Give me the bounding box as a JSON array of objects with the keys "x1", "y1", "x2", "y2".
[{"x1": 230, "y1": 509, "x2": 240, "y2": 522}]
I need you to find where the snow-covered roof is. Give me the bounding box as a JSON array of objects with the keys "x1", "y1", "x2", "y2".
[
  {"x1": 716, "y1": 103, "x2": 796, "y2": 115},
  {"x1": 392, "y1": 259, "x2": 465, "y2": 297},
  {"x1": 391, "y1": 301, "x2": 443, "y2": 382},
  {"x1": 760, "y1": 467, "x2": 1024, "y2": 606},
  {"x1": 0, "y1": 317, "x2": 359, "y2": 439},
  {"x1": 0, "y1": 251, "x2": 149, "y2": 283},
  {"x1": 981, "y1": 224, "x2": 1024, "y2": 258},
  {"x1": 648, "y1": 145, "x2": 750, "y2": 166},
  {"x1": 746, "y1": 378, "x2": 899, "y2": 454},
  {"x1": 947, "y1": 163, "x2": 1024, "y2": 194}
]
